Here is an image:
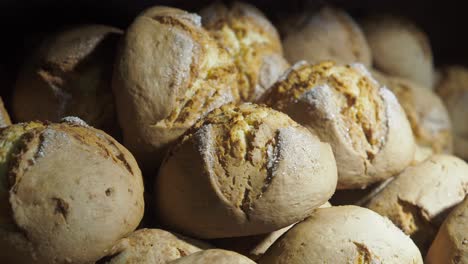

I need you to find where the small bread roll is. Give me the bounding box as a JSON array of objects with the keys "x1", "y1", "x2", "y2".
[
  {"x1": 201, "y1": 1, "x2": 289, "y2": 101},
  {"x1": 156, "y1": 103, "x2": 337, "y2": 238},
  {"x1": 259, "y1": 206, "x2": 423, "y2": 264},
  {"x1": 280, "y1": 7, "x2": 372, "y2": 66},
  {"x1": 436, "y1": 65, "x2": 468, "y2": 160},
  {"x1": 0, "y1": 97, "x2": 11, "y2": 127},
  {"x1": 12, "y1": 25, "x2": 122, "y2": 136},
  {"x1": 97, "y1": 229, "x2": 212, "y2": 264},
  {"x1": 260, "y1": 61, "x2": 415, "y2": 189},
  {"x1": 426, "y1": 198, "x2": 468, "y2": 264},
  {"x1": 113, "y1": 6, "x2": 240, "y2": 172},
  {"x1": 212, "y1": 202, "x2": 331, "y2": 260},
  {"x1": 169, "y1": 249, "x2": 255, "y2": 264},
  {"x1": 362, "y1": 16, "x2": 434, "y2": 88},
  {"x1": 379, "y1": 75, "x2": 453, "y2": 154},
  {"x1": 366, "y1": 154, "x2": 468, "y2": 252},
  {"x1": 0, "y1": 118, "x2": 144, "y2": 264}
]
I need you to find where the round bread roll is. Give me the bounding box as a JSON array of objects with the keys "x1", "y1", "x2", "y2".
[
  {"x1": 156, "y1": 103, "x2": 337, "y2": 239},
  {"x1": 200, "y1": 1, "x2": 289, "y2": 101},
  {"x1": 436, "y1": 65, "x2": 468, "y2": 160},
  {"x1": 212, "y1": 202, "x2": 331, "y2": 260},
  {"x1": 0, "y1": 118, "x2": 144, "y2": 264},
  {"x1": 279, "y1": 6, "x2": 372, "y2": 67},
  {"x1": 426, "y1": 198, "x2": 468, "y2": 264},
  {"x1": 169, "y1": 249, "x2": 255, "y2": 264},
  {"x1": 113, "y1": 6, "x2": 240, "y2": 172},
  {"x1": 97, "y1": 229, "x2": 212, "y2": 264},
  {"x1": 260, "y1": 61, "x2": 415, "y2": 189},
  {"x1": 379, "y1": 76, "x2": 453, "y2": 154},
  {"x1": 0, "y1": 97, "x2": 11, "y2": 127},
  {"x1": 366, "y1": 154, "x2": 468, "y2": 252},
  {"x1": 362, "y1": 16, "x2": 434, "y2": 88},
  {"x1": 259, "y1": 206, "x2": 423, "y2": 264},
  {"x1": 12, "y1": 25, "x2": 122, "y2": 136}
]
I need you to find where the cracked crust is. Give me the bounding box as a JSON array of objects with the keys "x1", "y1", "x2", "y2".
[
  {"x1": 366, "y1": 155, "x2": 468, "y2": 253},
  {"x1": 258, "y1": 206, "x2": 423, "y2": 264},
  {"x1": 96, "y1": 229, "x2": 212, "y2": 264},
  {"x1": 435, "y1": 65, "x2": 468, "y2": 160},
  {"x1": 200, "y1": 1, "x2": 289, "y2": 101},
  {"x1": 260, "y1": 61, "x2": 415, "y2": 189},
  {"x1": 426, "y1": 197, "x2": 468, "y2": 264},
  {"x1": 169, "y1": 249, "x2": 256, "y2": 264},
  {"x1": 377, "y1": 75, "x2": 453, "y2": 154},
  {"x1": 12, "y1": 25, "x2": 122, "y2": 137},
  {"x1": 362, "y1": 16, "x2": 434, "y2": 89},
  {"x1": 0, "y1": 119, "x2": 144, "y2": 263},
  {"x1": 155, "y1": 103, "x2": 337, "y2": 238},
  {"x1": 0, "y1": 97, "x2": 11, "y2": 127},
  {"x1": 279, "y1": 6, "x2": 372, "y2": 67},
  {"x1": 113, "y1": 6, "x2": 240, "y2": 172}
]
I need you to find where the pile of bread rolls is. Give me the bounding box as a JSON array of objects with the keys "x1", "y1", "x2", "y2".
[{"x1": 1, "y1": 1, "x2": 467, "y2": 263}]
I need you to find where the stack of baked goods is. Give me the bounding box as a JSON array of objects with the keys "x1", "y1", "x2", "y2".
[{"x1": 1, "y1": 1, "x2": 466, "y2": 263}]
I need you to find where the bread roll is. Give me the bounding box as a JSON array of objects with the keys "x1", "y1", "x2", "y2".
[
  {"x1": 366, "y1": 154, "x2": 468, "y2": 252},
  {"x1": 97, "y1": 229, "x2": 211, "y2": 264},
  {"x1": 201, "y1": 1, "x2": 289, "y2": 101},
  {"x1": 379, "y1": 75, "x2": 453, "y2": 154},
  {"x1": 280, "y1": 7, "x2": 371, "y2": 66},
  {"x1": 113, "y1": 6, "x2": 240, "y2": 172},
  {"x1": 212, "y1": 202, "x2": 331, "y2": 260},
  {"x1": 260, "y1": 61, "x2": 415, "y2": 189},
  {"x1": 362, "y1": 16, "x2": 434, "y2": 88},
  {"x1": 156, "y1": 103, "x2": 337, "y2": 238},
  {"x1": 169, "y1": 249, "x2": 255, "y2": 264},
  {"x1": 426, "y1": 198, "x2": 468, "y2": 264},
  {"x1": 259, "y1": 206, "x2": 423, "y2": 264},
  {"x1": 0, "y1": 118, "x2": 144, "y2": 263},
  {"x1": 12, "y1": 25, "x2": 122, "y2": 136},
  {"x1": 436, "y1": 65, "x2": 468, "y2": 160},
  {"x1": 0, "y1": 97, "x2": 11, "y2": 127}
]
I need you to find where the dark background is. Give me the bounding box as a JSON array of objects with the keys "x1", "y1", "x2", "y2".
[{"x1": 0, "y1": 0, "x2": 466, "y2": 100}]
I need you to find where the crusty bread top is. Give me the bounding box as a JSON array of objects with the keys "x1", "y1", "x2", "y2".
[
  {"x1": 113, "y1": 6, "x2": 240, "y2": 170},
  {"x1": 201, "y1": 1, "x2": 288, "y2": 101},
  {"x1": 169, "y1": 249, "x2": 256, "y2": 264}
]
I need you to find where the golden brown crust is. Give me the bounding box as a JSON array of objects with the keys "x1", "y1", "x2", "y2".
[
  {"x1": 0, "y1": 119, "x2": 144, "y2": 264},
  {"x1": 426, "y1": 198, "x2": 468, "y2": 264},
  {"x1": 12, "y1": 25, "x2": 122, "y2": 136},
  {"x1": 280, "y1": 7, "x2": 372, "y2": 67},
  {"x1": 201, "y1": 1, "x2": 289, "y2": 101},
  {"x1": 380, "y1": 76, "x2": 453, "y2": 154},
  {"x1": 436, "y1": 65, "x2": 468, "y2": 160},
  {"x1": 0, "y1": 97, "x2": 11, "y2": 127},
  {"x1": 362, "y1": 16, "x2": 434, "y2": 88},
  {"x1": 97, "y1": 229, "x2": 212, "y2": 264},
  {"x1": 258, "y1": 206, "x2": 423, "y2": 264},
  {"x1": 113, "y1": 6, "x2": 240, "y2": 172},
  {"x1": 156, "y1": 103, "x2": 337, "y2": 238},
  {"x1": 366, "y1": 155, "x2": 468, "y2": 253},
  {"x1": 169, "y1": 249, "x2": 256, "y2": 264},
  {"x1": 260, "y1": 61, "x2": 415, "y2": 189}
]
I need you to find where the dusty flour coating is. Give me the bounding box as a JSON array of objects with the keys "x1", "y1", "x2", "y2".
[
  {"x1": 201, "y1": 2, "x2": 285, "y2": 101},
  {"x1": 60, "y1": 116, "x2": 89, "y2": 127},
  {"x1": 181, "y1": 104, "x2": 296, "y2": 217},
  {"x1": 262, "y1": 61, "x2": 388, "y2": 161}
]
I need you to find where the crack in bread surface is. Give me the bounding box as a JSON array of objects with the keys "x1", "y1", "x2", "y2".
[
  {"x1": 150, "y1": 14, "x2": 239, "y2": 130},
  {"x1": 188, "y1": 104, "x2": 296, "y2": 218},
  {"x1": 203, "y1": 5, "x2": 282, "y2": 101},
  {"x1": 264, "y1": 61, "x2": 387, "y2": 160},
  {"x1": 0, "y1": 122, "x2": 45, "y2": 231}
]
